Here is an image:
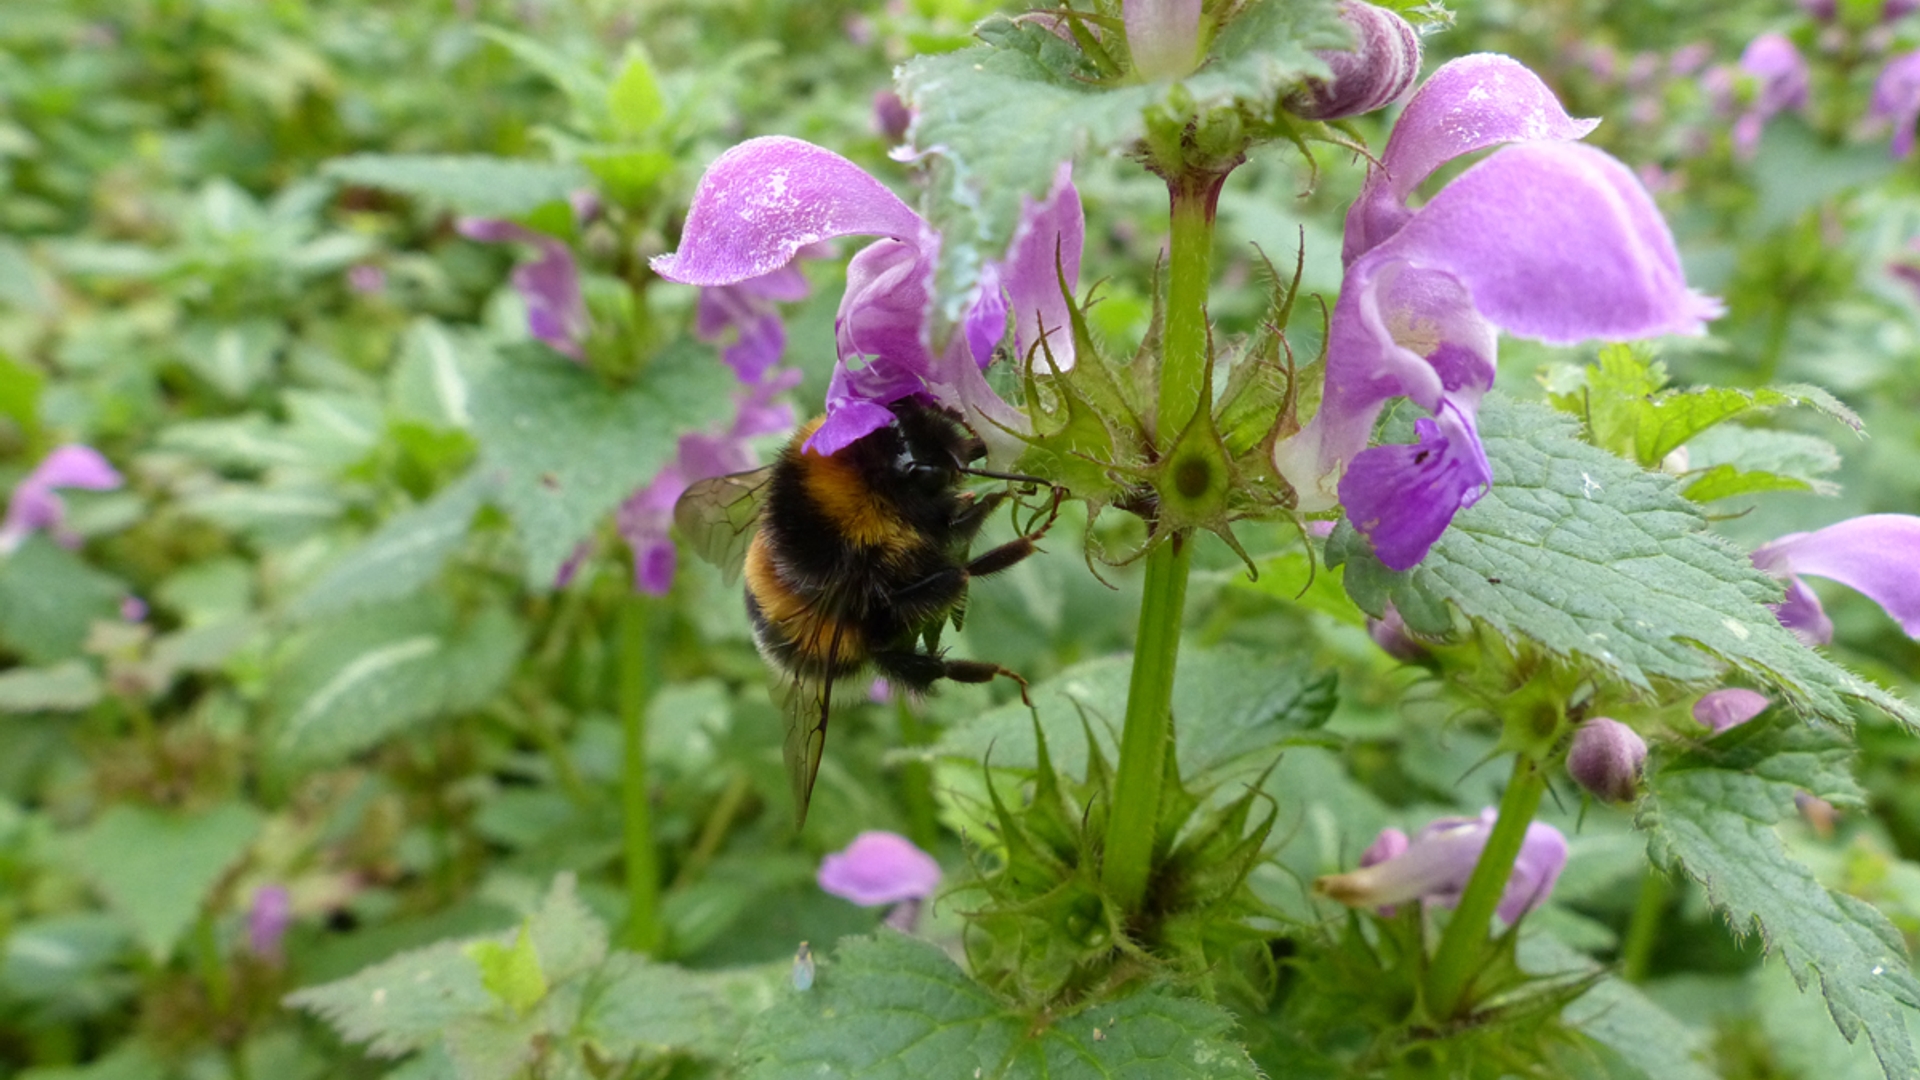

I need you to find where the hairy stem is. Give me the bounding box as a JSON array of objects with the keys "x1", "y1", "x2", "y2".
[
  {"x1": 1100, "y1": 173, "x2": 1217, "y2": 911},
  {"x1": 1424, "y1": 754, "x2": 1548, "y2": 1018},
  {"x1": 619, "y1": 595, "x2": 661, "y2": 954}
]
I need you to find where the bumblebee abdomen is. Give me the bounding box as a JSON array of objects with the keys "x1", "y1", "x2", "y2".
[{"x1": 744, "y1": 533, "x2": 870, "y2": 677}]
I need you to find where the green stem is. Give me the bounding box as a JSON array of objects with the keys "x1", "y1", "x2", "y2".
[
  {"x1": 194, "y1": 913, "x2": 230, "y2": 1015},
  {"x1": 1100, "y1": 172, "x2": 1218, "y2": 912},
  {"x1": 1100, "y1": 536, "x2": 1193, "y2": 909},
  {"x1": 1423, "y1": 754, "x2": 1549, "y2": 1018},
  {"x1": 1620, "y1": 866, "x2": 1668, "y2": 983},
  {"x1": 1157, "y1": 174, "x2": 1222, "y2": 434},
  {"x1": 619, "y1": 596, "x2": 661, "y2": 955}
]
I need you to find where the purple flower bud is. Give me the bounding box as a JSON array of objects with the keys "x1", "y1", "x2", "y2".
[
  {"x1": 1124, "y1": 0, "x2": 1203, "y2": 82},
  {"x1": 247, "y1": 884, "x2": 292, "y2": 962},
  {"x1": 121, "y1": 595, "x2": 147, "y2": 622},
  {"x1": 1888, "y1": 0, "x2": 1920, "y2": 21},
  {"x1": 1801, "y1": 0, "x2": 1838, "y2": 23},
  {"x1": 458, "y1": 218, "x2": 588, "y2": 360},
  {"x1": 569, "y1": 189, "x2": 602, "y2": 227},
  {"x1": 872, "y1": 89, "x2": 913, "y2": 144},
  {"x1": 1693, "y1": 688, "x2": 1771, "y2": 733},
  {"x1": 1286, "y1": 1, "x2": 1422, "y2": 120},
  {"x1": 818, "y1": 831, "x2": 941, "y2": 906},
  {"x1": 347, "y1": 263, "x2": 386, "y2": 295},
  {"x1": 1366, "y1": 604, "x2": 1427, "y2": 661},
  {"x1": 1316, "y1": 808, "x2": 1566, "y2": 922},
  {"x1": 1567, "y1": 718, "x2": 1647, "y2": 803},
  {"x1": 1, "y1": 444, "x2": 123, "y2": 553}
]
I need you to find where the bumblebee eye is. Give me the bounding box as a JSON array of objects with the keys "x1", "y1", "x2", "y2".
[{"x1": 905, "y1": 462, "x2": 949, "y2": 492}]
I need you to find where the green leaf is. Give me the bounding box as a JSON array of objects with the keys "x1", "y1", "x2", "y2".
[
  {"x1": 937, "y1": 645, "x2": 1336, "y2": 785},
  {"x1": 0, "y1": 538, "x2": 126, "y2": 665},
  {"x1": 1519, "y1": 934, "x2": 1716, "y2": 1080},
  {"x1": 66, "y1": 802, "x2": 262, "y2": 961},
  {"x1": 899, "y1": 0, "x2": 1344, "y2": 280},
  {"x1": 389, "y1": 318, "x2": 497, "y2": 430},
  {"x1": 0, "y1": 661, "x2": 102, "y2": 713},
  {"x1": 286, "y1": 939, "x2": 494, "y2": 1057},
  {"x1": 465, "y1": 925, "x2": 547, "y2": 1015},
  {"x1": 1684, "y1": 424, "x2": 1841, "y2": 492},
  {"x1": 0, "y1": 350, "x2": 45, "y2": 441},
  {"x1": 607, "y1": 46, "x2": 666, "y2": 137},
  {"x1": 740, "y1": 933, "x2": 1260, "y2": 1080},
  {"x1": 1328, "y1": 396, "x2": 1910, "y2": 727},
  {"x1": 469, "y1": 341, "x2": 736, "y2": 586},
  {"x1": 1552, "y1": 347, "x2": 1858, "y2": 469},
  {"x1": 1681, "y1": 464, "x2": 1814, "y2": 503},
  {"x1": 292, "y1": 472, "x2": 491, "y2": 620},
  {"x1": 578, "y1": 954, "x2": 738, "y2": 1060},
  {"x1": 178, "y1": 319, "x2": 284, "y2": 399},
  {"x1": 322, "y1": 155, "x2": 591, "y2": 218},
  {"x1": 1641, "y1": 713, "x2": 1919, "y2": 1080},
  {"x1": 271, "y1": 600, "x2": 525, "y2": 764}
]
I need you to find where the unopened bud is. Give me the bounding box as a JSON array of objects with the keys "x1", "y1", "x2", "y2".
[
  {"x1": 1124, "y1": 0, "x2": 1203, "y2": 82},
  {"x1": 1286, "y1": 1, "x2": 1421, "y2": 120},
  {"x1": 1567, "y1": 718, "x2": 1647, "y2": 803}
]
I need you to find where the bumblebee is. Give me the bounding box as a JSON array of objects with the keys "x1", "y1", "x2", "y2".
[{"x1": 675, "y1": 400, "x2": 1062, "y2": 825}]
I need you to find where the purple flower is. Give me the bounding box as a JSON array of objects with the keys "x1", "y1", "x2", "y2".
[
  {"x1": 652, "y1": 136, "x2": 1083, "y2": 458},
  {"x1": 1270, "y1": 54, "x2": 1720, "y2": 570},
  {"x1": 121, "y1": 595, "x2": 147, "y2": 622},
  {"x1": 247, "y1": 884, "x2": 292, "y2": 962},
  {"x1": 1317, "y1": 808, "x2": 1567, "y2": 923},
  {"x1": 1670, "y1": 43, "x2": 1713, "y2": 78},
  {"x1": 1124, "y1": 0, "x2": 1203, "y2": 82},
  {"x1": 1567, "y1": 718, "x2": 1647, "y2": 803},
  {"x1": 459, "y1": 218, "x2": 589, "y2": 360},
  {"x1": 1871, "y1": 51, "x2": 1920, "y2": 159},
  {"x1": 1732, "y1": 34, "x2": 1809, "y2": 158},
  {"x1": 1286, "y1": 1, "x2": 1421, "y2": 120},
  {"x1": 1751, "y1": 514, "x2": 1920, "y2": 646},
  {"x1": 346, "y1": 263, "x2": 386, "y2": 295},
  {"x1": 696, "y1": 264, "x2": 812, "y2": 383},
  {"x1": 617, "y1": 369, "x2": 799, "y2": 595},
  {"x1": 1, "y1": 444, "x2": 123, "y2": 554},
  {"x1": 872, "y1": 89, "x2": 913, "y2": 144},
  {"x1": 818, "y1": 830, "x2": 942, "y2": 928},
  {"x1": 1694, "y1": 688, "x2": 1771, "y2": 733}
]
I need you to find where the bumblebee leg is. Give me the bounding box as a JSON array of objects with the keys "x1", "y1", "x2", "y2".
[
  {"x1": 871, "y1": 650, "x2": 1032, "y2": 706},
  {"x1": 949, "y1": 489, "x2": 1010, "y2": 543}
]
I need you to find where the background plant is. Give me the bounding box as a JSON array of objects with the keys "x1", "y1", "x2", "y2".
[{"x1": 6, "y1": 1, "x2": 1920, "y2": 1079}]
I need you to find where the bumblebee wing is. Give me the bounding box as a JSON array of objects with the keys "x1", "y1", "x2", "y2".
[
  {"x1": 673, "y1": 466, "x2": 775, "y2": 581},
  {"x1": 780, "y1": 613, "x2": 854, "y2": 829}
]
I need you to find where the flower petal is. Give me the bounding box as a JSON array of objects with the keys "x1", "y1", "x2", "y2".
[
  {"x1": 1694, "y1": 688, "x2": 1772, "y2": 733},
  {"x1": 1753, "y1": 514, "x2": 1920, "y2": 638},
  {"x1": 652, "y1": 136, "x2": 927, "y2": 286},
  {"x1": 1871, "y1": 51, "x2": 1920, "y2": 159},
  {"x1": 817, "y1": 831, "x2": 942, "y2": 906},
  {"x1": 1338, "y1": 405, "x2": 1492, "y2": 571},
  {"x1": 1365, "y1": 141, "x2": 1722, "y2": 345},
  {"x1": 997, "y1": 163, "x2": 1084, "y2": 371},
  {"x1": 1345, "y1": 54, "x2": 1599, "y2": 261}
]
